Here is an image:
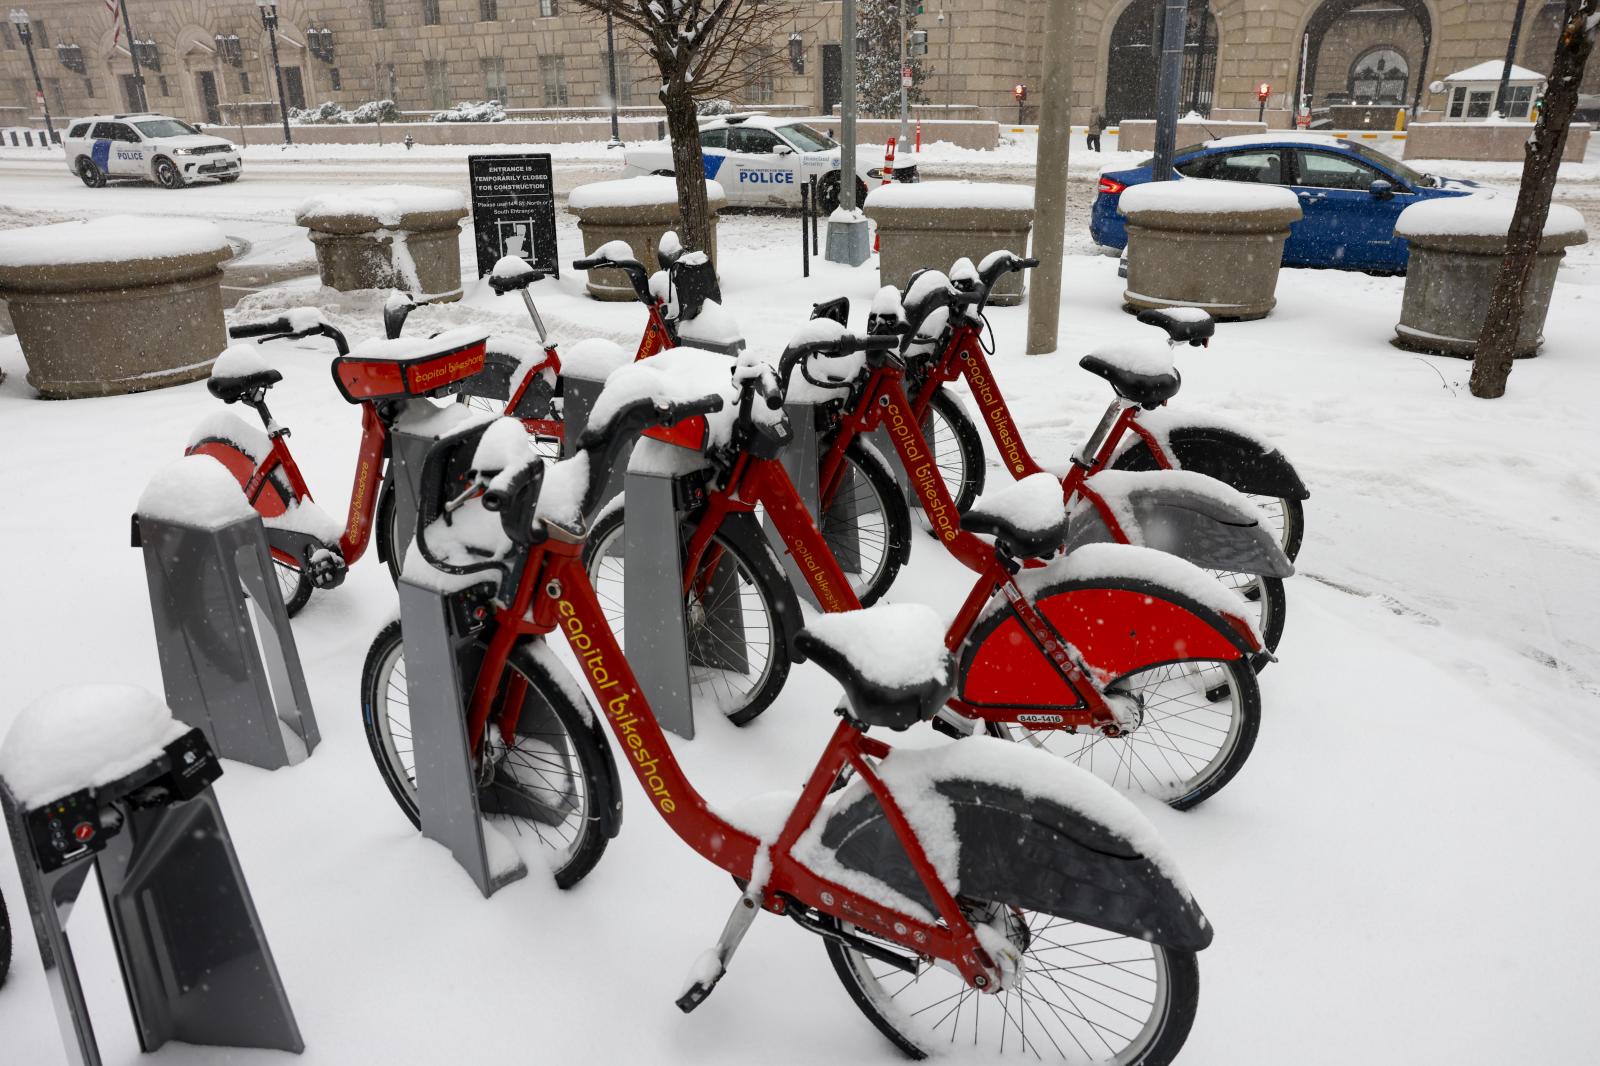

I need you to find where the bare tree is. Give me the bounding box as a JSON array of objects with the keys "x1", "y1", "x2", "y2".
[
  {"x1": 575, "y1": 0, "x2": 805, "y2": 252},
  {"x1": 1470, "y1": 0, "x2": 1598, "y2": 398}
]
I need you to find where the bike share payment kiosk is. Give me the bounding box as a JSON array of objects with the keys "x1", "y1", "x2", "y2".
[
  {"x1": 0, "y1": 686, "x2": 302, "y2": 1066},
  {"x1": 133, "y1": 455, "x2": 319, "y2": 771}
]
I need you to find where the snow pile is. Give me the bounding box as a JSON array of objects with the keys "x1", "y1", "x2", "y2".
[
  {"x1": 263, "y1": 499, "x2": 344, "y2": 543},
  {"x1": 295, "y1": 185, "x2": 467, "y2": 227},
  {"x1": 1395, "y1": 197, "x2": 1587, "y2": 241},
  {"x1": 472, "y1": 417, "x2": 532, "y2": 477},
  {"x1": 345, "y1": 325, "x2": 489, "y2": 361},
  {"x1": 568, "y1": 177, "x2": 726, "y2": 210},
  {"x1": 1118, "y1": 178, "x2": 1300, "y2": 215},
  {"x1": 800, "y1": 604, "x2": 951, "y2": 690},
  {"x1": 1084, "y1": 336, "x2": 1175, "y2": 377},
  {"x1": 0, "y1": 215, "x2": 228, "y2": 267},
  {"x1": 0, "y1": 685, "x2": 190, "y2": 807},
  {"x1": 209, "y1": 344, "x2": 275, "y2": 382},
  {"x1": 534, "y1": 450, "x2": 592, "y2": 531},
  {"x1": 559, "y1": 337, "x2": 631, "y2": 381},
  {"x1": 136, "y1": 455, "x2": 257, "y2": 530},
  {"x1": 677, "y1": 299, "x2": 744, "y2": 348},
  {"x1": 966, "y1": 473, "x2": 1067, "y2": 536},
  {"x1": 491, "y1": 255, "x2": 537, "y2": 279},
  {"x1": 865, "y1": 181, "x2": 1034, "y2": 211}
]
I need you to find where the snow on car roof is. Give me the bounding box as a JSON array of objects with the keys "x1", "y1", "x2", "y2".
[
  {"x1": 1198, "y1": 132, "x2": 1344, "y2": 150},
  {"x1": 698, "y1": 113, "x2": 801, "y2": 132}
]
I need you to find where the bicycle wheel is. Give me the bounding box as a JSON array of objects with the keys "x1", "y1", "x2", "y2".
[
  {"x1": 925, "y1": 388, "x2": 986, "y2": 514},
  {"x1": 1208, "y1": 571, "x2": 1285, "y2": 672},
  {"x1": 988, "y1": 658, "x2": 1260, "y2": 811},
  {"x1": 0, "y1": 885, "x2": 11, "y2": 988},
  {"x1": 1111, "y1": 445, "x2": 1305, "y2": 564},
  {"x1": 583, "y1": 508, "x2": 795, "y2": 726},
  {"x1": 824, "y1": 907, "x2": 1200, "y2": 1064},
  {"x1": 820, "y1": 440, "x2": 911, "y2": 607},
  {"x1": 189, "y1": 434, "x2": 313, "y2": 615},
  {"x1": 457, "y1": 392, "x2": 564, "y2": 461},
  {"x1": 360, "y1": 620, "x2": 613, "y2": 888}
]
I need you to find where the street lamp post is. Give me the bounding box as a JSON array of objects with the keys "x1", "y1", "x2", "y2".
[
  {"x1": 115, "y1": 0, "x2": 148, "y2": 111},
  {"x1": 604, "y1": 6, "x2": 620, "y2": 147},
  {"x1": 8, "y1": 8, "x2": 56, "y2": 145},
  {"x1": 255, "y1": 0, "x2": 293, "y2": 146}
]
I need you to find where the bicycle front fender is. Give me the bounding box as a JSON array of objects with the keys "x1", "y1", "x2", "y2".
[
  {"x1": 814, "y1": 742, "x2": 1212, "y2": 951},
  {"x1": 1116, "y1": 420, "x2": 1309, "y2": 502}
]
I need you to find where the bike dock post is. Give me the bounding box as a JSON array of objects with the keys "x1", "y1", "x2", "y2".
[
  {"x1": 0, "y1": 690, "x2": 302, "y2": 1066},
  {"x1": 766, "y1": 397, "x2": 848, "y2": 608},
  {"x1": 132, "y1": 457, "x2": 318, "y2": 771},
  {"x1": 559, "y1": 339, "x2": 634, "y2": 507},
  {"x1": 620, "y1": 462, "x2": 699, "y2": 739},
  {"x1": 388, "y1": 403, "x2": 495, "y2": 574}
]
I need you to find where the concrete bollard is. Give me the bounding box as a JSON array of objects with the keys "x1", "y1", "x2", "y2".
[
  {"x1": 295, "y1": 185, "x2": 469, "y2": 302},
  {"x1": 568, "y1": 177, "x2": 726, "y2": 301}
]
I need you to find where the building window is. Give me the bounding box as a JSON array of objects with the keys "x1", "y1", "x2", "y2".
[
  {"x1": 425, "y1": 58, "x2": 450, "y2": 109},
  {"x1": 422, "y1": 0, "x2": 441, "y2": 26},
  {"x1": 1347, "y1": 48, "x2": 1408, "y2": 106},
  {"x1": 386, "y1": 62, "x2": 398, "y2": 100},
  {"x1": 157, "y1": 74, "x2": 170, "y2": 96},
  {"x1": 83, "y1": 77, "x2": 94, "y2": 97},
  {"x1": 747, "y1": 72, "x2": 774, "y2": 104},
  {"x1": 1448, "y1": 86, "x2": 1465, "y2": 118},
  {"x1": 480, "y1": 0, "x2": 498, "y2": 20},
  {"x1": 540, "y1": 0, "x2": 558, "y2": 17},
  {"x1": 33, "y1": 19, "x2": 47, "y2": 47},
  {"x1": 540, "y1": 55, "x2": 567, "y2": 106},
  {"x1": 370, "y1": 0, "x2": 387, "y2": 29},
  {"x1": 330, "y1": 68, "x2": 342, "y2": 91},
  {"x1": 1466, "y1": 89, "x2": 1493, "y2": 119},
  {"x1": 240, "y1": 71, "x2": 251, "y2": 94},
  {"x1": 1503, "y1": 84, "x2": 1534, "y2": 119},
  {"x1": 481, "y1": 57, "x2": 508, "y2": 104}
]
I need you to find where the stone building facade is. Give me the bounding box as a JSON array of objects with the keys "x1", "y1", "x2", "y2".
[{"x1": 1, "y1": 0, "x2": 1594, "y2": 133}]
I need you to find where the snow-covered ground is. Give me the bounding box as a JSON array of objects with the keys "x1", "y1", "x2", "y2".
[{"x1": 1, "y1": 159, "x2": 1599, "y2": 1065}]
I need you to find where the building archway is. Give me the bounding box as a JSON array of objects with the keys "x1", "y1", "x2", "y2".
[
  {"x1": 1103, "y1": 0, "x2": 1218, "y2": 124},
  {"x1": 1299, "y1": 0, "x2": 1432, "y2": 113}
]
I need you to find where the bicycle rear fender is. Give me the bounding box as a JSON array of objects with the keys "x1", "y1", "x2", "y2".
[
  {"x1": 1070, "y1": 470, "x2": 1294, "y2": 578},
  {"x1": 1114, "y1": 421, "x2": 1309, "y2": 501},
  {"x1": 959, "y1": 571, "x2": 1257, "y2": 711},
  {"x1": 185, "y1": 411, "x2": 292, "y2": 519},
  {"x1": 816, "y1": 757, "x2": 1211, "y2": 951}
]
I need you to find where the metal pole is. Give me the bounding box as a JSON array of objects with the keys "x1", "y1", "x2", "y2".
[
  {"x1": 605, "y1": 7, "x2": 621, "y2": 146},
  {"x1": 1493, "y1": 0, "x2": 1529, "y2": 117},
  {"x1": 1297, "y1": 31, "x2": 1309, "y2": 125},
  {"x1": 897, "y1": 0, "x2": 909, "y2": 148},
  {"x1": 809, "y1": 174, "x2": 819, "y2": 252},
  {"x1": 800, "y1": 181, "x2": 811, "y2": 276},
  {"x1": 945, "y1": 11, "x2": 953, "y2": 111},
  {"x1": 841, "y1": 0, "x2": 858, "y2": 212},
  {"x1": 1150, "y1": 0, "x2": 1187, "y2": 182},
  {"x1": 18, "y1": 28, "x2": 56, "y2": 144},
  {"x1": 261, "y1": 4, "x2": 292, "y2": 145},
  {"x1": 1023, "y1": 0, "x2": 1073, "y2": 355},
  {"x1": 118, "y1": 0, "x2": 147, "y2": 112}
]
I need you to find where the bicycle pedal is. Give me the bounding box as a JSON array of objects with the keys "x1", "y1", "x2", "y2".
[
  {"x1": 676, "y1": 949, "x2": 726, "y2": 1014},
  {"x1": 305, "y1": 548, "x2": 348, "y2": 590}
]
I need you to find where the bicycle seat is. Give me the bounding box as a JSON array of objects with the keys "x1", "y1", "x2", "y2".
[
  {"x1": 1079, "y1": 337, "x2": 1181, "y2": 410},
  {"x1": 793, "y1": 605, "x2": 953, "y2": 731},
  {"x1": 207, "y1": 345, "x2": 283, "y2": 403},
  {"x1": 959, "y1": 473, "x2": 1069, "y2": 559},
  {"x1": 1136, "y1": 306, "x2": 1214, "y2": 346}
]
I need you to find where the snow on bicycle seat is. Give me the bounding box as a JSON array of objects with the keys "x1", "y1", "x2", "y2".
[
  {"x1": 1079, "y1": 336, "x2": 1181, "y2": 410},
  {"x1": 1136, "y1": 306, "x2": 1214, "y2": 345},
  {"x1": 207, "y1": 344, "x2": 283, "y2": 403},
  {"x1": 331, "y1": 326, "x2": 489, "y2": 404},
  {"x1": 960, "y1": 473, "x2": 1069, "y2": 559},
  {"x1": 793, "y1": 604, "x2": 954, "y2": 731}
]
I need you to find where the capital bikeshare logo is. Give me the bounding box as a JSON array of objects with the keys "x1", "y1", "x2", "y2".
[
  {"x1": 883, "y1": 395, "x2": 958, "y2": 542},
  {"x1": 559, "y1": 599, "x2": 676, "y2": 814},
  {"x1": 962, "y1": 357, "x2": 1027, "y2": 475},
  {"x1": 408, "y1": 355, "x2": 483, "y2": 391}
]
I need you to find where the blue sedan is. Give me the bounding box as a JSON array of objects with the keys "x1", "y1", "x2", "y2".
[{"x1": 1090, "y1": 135, "x2": 1479, "y2": 273}]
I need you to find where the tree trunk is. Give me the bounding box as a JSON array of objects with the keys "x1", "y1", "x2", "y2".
[
  {"x1": 1469, "y1": 0, "x2": 1596, "y2": 399},
  {"x1": 662, "y1": 88, "x2": 712, "y2": 253}
]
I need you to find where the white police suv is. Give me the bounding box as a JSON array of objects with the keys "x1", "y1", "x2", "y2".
[
  {"x1": 65, "y1": 113, "x2": 241, "y2": 189},
  {"x1": 622, "y1": 113, "x2": 917, "y2": 212}
]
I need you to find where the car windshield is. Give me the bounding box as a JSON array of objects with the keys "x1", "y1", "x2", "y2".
[
  {"x1": 1340, "y1": 140, "x2": 1433, "y2": 187},
  {"x1": 134, "y1": 119, "x2": 199, "y2": 138},
  {"x1": 779, "y1": 123, "x2": 838, "y2": 152}
]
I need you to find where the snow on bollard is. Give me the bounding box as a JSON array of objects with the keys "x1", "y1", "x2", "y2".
[
  {"x1": 0, "y1": 685, "x2": 304, "y2": 1064},
  {"x1": 133, "y1": 454, "x2": 319, "y2": 771},
  {"x1": 295, "y1": 184, "x2": 469, "y2": 303},
  {"x1": 1393, "y1": 197, "x2": 1588, "y2": 359},
  {"x1": 1118, "y1": 178, "x2": 1301, "y2": 321},
  {"x1": 864, "y1": 182, "x2": 1036, "y2": 306},
  {"x1": 0, "y1": 215, "x2": 231, "y2": 399}
]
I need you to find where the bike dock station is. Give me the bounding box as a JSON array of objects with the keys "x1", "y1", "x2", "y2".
[
  {"x1": 133, "y1": 456, "x2": 319, "y2": 771},
  {"x1": 0, "y1": 688, "x2": 302, "y2": 1066}
]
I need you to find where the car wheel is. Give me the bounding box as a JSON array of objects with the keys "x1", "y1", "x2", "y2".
[
  {"x1": 153, "y1": 157, "x2": 184, "y2": 189},
  {"x1": 76, "y1": 157, "x2": 107, "y2": 188},
  {"x1": 651, "y1": 169, "x2": 674, "y2": 177},
  {"x1": 818, "y1": 172, "x2": 869, "y2": 214}
]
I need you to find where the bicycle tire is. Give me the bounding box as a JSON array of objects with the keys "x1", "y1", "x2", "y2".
[
  {"x1": 0, "y1": 885, "x2": 11, "y2": 988},
  {"x1": 188, "y1": 434, "x2": 313, "y2": 616},
  {"x1": 821, "y1": 439, "x2": 912, "y2": 607},
  {"x1": 582, "y1": 508, "x2": 797, "y2": 727},
  {"x1": 360, "y1": 619, "x2": 615, "y2": 888},
  {"x1": 823, "y1": 909, "x2": 1200, "y2": 1063},
  {"x1": 1214, "y1": 570, "x2": 1285, "y2": 673},
  {"x1": 924, "y1": 388, "x2": 986, "y2": 514}
]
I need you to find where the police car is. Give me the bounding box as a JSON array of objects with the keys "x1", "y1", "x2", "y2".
[
  {"x1": 65, "y1": 113, "x2": 241, "y2": 189},
  {"x1": 621, "y1": 113, "x2": 917, "y2": 212}
]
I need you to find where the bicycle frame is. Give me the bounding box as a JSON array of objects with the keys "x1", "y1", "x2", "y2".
[{"x1": 465, "y1": 530, "x2": 1004, "y2": 989}]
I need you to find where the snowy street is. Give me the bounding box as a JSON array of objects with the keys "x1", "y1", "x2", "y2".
[{"x1": 3, "y1": 145, "x2": 1600, "y2": 1066}]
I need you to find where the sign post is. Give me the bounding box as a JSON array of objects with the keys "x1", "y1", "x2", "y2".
[{"x1": 467, "y1": 153, "x2": 558, "y2": 279}]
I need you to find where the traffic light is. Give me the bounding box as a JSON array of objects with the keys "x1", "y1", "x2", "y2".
[
  {"x1": 1013, "y1": 84, "x2": 1027, "y2": 102},
  {"x1": 908, "y1": 29, "x2": 928, "y2": 57},
  {"x1": 1257, "y1": 82, "x2": 1272, "y2": 102}
]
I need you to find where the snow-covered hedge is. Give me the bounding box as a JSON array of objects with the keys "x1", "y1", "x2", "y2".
[
  {"x1": 290, "y1": 99, "x2": 402, "y2": 125},
  {"x1": 432, "y1": 101, "x2": 507, "y2": 123}
]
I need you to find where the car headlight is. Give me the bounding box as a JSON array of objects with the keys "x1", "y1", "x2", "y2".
[{"x1": 172, "y1": 147, "x2": 196, "y2": 155}]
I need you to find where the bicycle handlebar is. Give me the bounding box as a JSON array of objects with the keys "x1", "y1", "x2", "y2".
[
  {"x1": 227, "y1": 315, "x2": 351, "y2": 356},
  {"x1": 573, "y1": 254, "x2": 652, "y2": 304},
  {"x1": 572, "y1": 393, "x2": 727, "y2": 526},
  {"x1": 228, "y1": 317, "x2": 292, "y2": 339},
  {"x1": 778, "y1": 333, "x2": 905, "y2": 390}
]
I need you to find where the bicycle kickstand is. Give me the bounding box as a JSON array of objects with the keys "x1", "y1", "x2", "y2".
[{"x1": 675, "y1": 888, "x2": 762, "y2": 1013}]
